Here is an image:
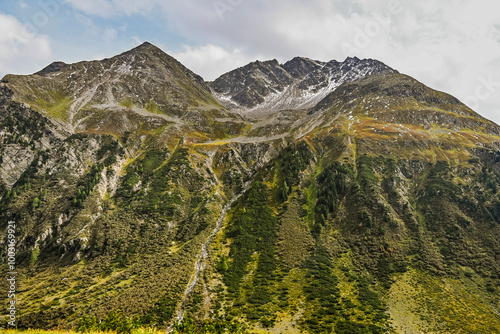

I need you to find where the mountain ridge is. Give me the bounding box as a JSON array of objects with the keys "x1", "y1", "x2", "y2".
[
  {"x1": 209, "y1": 54, "x2": 398, "y2": 114},
  {"x1": 0, "y1": 42, "x2": 499, "y2": 333}
]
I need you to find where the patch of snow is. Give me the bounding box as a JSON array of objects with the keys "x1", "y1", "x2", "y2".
[{"x1": 117, "y1": 62, "x2": 133, "y2": 75}]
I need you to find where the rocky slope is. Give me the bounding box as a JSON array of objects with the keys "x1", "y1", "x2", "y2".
[
  {"x1": 2, "y1": 42, "x2": 244, "y2": 138},
  {"x1": 210, "y1": 56, "x2": 396, "y2": 113},
  {"x1": 0, "y1": 42, "x2": 499, "y2": 334}
]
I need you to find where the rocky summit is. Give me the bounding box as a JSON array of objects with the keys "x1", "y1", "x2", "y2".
[
  {"x1": 0, "y1": 42, "x2": 499, "y2": 333},
  {"x1": 210, "y1": 56, "x2": 396, "y2": 112}
]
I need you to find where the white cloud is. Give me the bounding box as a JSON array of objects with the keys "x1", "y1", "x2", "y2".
[
  {"x1": 64, "y1": 0, "x2": 157, "y2": 18},
  {"x1": 103, "y1": 27, "x2": 118, "y2": 42},
  {"x1": 75, "y1": 14, "x2": 119, "y2": 43},
  {"x1": 75, "y1": 13, "x2": 99, "y2": 34},
  {"x1": 64, "y1": 0, "x2": 114, "y2": 17},
  {"x1": 0, "y1": 13, "x2": 53, "y2": 77},
  {"x1": 168, "y1": 44, "x2": 264, "y2": 81},
  {"x1": 131, "y1": 36, "x2": 143, "y2": 45}
]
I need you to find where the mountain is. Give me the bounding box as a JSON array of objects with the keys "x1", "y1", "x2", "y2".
[
  {"x1": 2, "y1": 42, "x2": 242, "y2": 136},
  {"x1": 209, "y1": 56, "x2": 396, "y2": 113},
  {"x1": 0, "y1": 42, "x2": 499, "y2": 334}
]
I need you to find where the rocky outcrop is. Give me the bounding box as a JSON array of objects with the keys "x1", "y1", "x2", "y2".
[{"x1": 209, "y1": 55, "x2": 397, "y2": 112}]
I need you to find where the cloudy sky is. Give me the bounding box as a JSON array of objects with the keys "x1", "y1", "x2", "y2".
[{"x1": 0, "y1": 0, "x2": 499, "y2": 123}]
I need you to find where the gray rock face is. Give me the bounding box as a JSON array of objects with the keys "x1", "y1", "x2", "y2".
[
  {"x1": 209, "y1": 55, "x2": 397, "y2": 112},
  {"x1": 0, "y1": 84, "x2": 66, "y2": 188},
  {"x1": 0, "y1": 144, "x2": 35, "y2": 187},
  {"x1": 209, "y1": 59, "x2": 294, "y2": 108},
  {"x1": 282, "y1": 57, "x2": 325, "y2": 79},
  {"x1": 35, "y1": 61, "x2": 67, "y2": 76}
]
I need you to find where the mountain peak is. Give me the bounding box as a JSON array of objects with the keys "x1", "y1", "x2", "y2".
[
  {"x1": 139, "y1": 41, "x2": 154, "y2": 47},
  {"x1": 35, "y1": 61, "x2": 67, "y2": 76},
  {"x1": 282, "y1": 56, "x2": 325, "y2": 78},
  {"x1": 129, "y1": 41, "x2": 160, "y2": 53},
  {"x1": 286, "y1": 56, "x2": 322, "y2": 64},
  {"x1": 32, "y1": 42, "x2": 162, "y2": 77},
  {"x1": 3, "y1": 42, "x2": 220, "y2": 132},
  {"x1": 247, "y1": 59, "x2": 281, "y2": 69},
  {"x1": 344, "y1": 56, "x2": 361, "y2": 62},
  {"x1": 211, "y1": 55, "x2": 396, "y2": 111},
  {"x1": 118, "y1": 41, "x2": 170, "y2": 60}
]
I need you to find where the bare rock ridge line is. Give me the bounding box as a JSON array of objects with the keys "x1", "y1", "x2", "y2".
[
  {"x1": 2, "y1": 41, "x2": 397, "y2": 133},
  {"x1": 208, "y1": 55, "x2": 397, "y2": 113}
]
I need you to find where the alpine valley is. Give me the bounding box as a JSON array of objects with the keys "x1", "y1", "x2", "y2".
[{"x1": 1, "y1": 42, "x2": 499, "y2": 333}]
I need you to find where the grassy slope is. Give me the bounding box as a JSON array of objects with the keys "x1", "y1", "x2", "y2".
[
  {"x1": 1, "y1": 72, "x2": 500, "y2": 333},
  {"x1": 2, "y1": 128, "x2": 500, "y2": 333}
]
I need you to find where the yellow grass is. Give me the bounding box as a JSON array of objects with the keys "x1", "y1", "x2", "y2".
[{"x1": 1, "y1": 329, "x2": 163, "y2": 334}]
